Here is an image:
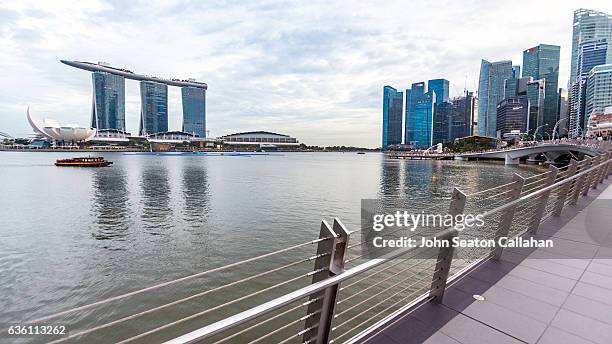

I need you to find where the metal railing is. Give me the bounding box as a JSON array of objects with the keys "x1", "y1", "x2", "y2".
[{"x1": 31, "y1": 150, "x2": 612, "y2": 344}]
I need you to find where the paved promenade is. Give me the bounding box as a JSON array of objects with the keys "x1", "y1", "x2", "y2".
[{"x1": 362, "y1": 179, "x2": 612, "y2": 344}]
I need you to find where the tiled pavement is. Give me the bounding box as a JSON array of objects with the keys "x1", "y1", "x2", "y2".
[{"x1": 361, "y1": 179, "x2": 612, "y2": 344}]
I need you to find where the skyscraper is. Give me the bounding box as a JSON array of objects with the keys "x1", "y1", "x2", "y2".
[
  {"x1": 477, "y1": 59, "x2": 514, "y2": 137},
  {"x1": 526, "y1": 79, "x2": 546, "y2": 134},
  {"x1": 586, "y1": 64, "x2": 612, "y2": 117},
  {"x1": 428, "y1": 79, "x2": 449, "y2": 104},
  {"x1": 91, "y1": 71, "x2": 125, "y2": 131},
  {"x1": 181, "y1": 87, "x2": 206, "y2": 137},
  {"x1": 522, "y1": 44, "x2": 560, "y2": 135},
  {"x1": 569, "y1": 8, "x2": 612, "y2": 137},
  {"x1": 409, "y1": 91, "x2": 435, "y2": 148},
  {"x1": 496, "y1": 96, "x2": 529, "y2": 138},
  {"x1": 139, "y1": 81, "x2": 168, "y2": 136},
  {"x1": 452, "y1": 91, "x2": 476, "y2": 138},
  {"x1": 404, "y1": 82, "x2": 425, "y2": 145},
  {"x1": 558, "y1": 88, "x2": 569, "y2": 136},
  {"x1": 570, "y1": 39, "x2": 608, "y2": 136},
  {"x1": 382, "y1": 86, "x2": 403, "y2": 148},
  {"x1": 433, "y1": 101, "x2": 452, "y2": 145}
]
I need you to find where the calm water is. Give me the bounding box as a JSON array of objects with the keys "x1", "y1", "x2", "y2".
[{"x1": 0, "y1": 152, "x2": 535, "y2": 343}]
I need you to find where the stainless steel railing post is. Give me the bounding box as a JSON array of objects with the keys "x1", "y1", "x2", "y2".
[
  {"x1": 303, "y1": 218, "x2": 350, "y2": 344},
  {"x1": 492, "y1": 174, "x2": 525, "y2": 260},
  {"x1": 599, "y1": 152, "x2": 611, "y2": 184},
  {"x1": 429, "y1": 188, "x2": 466, "y2": 303},
  {"x1": 580, "y1": 157, "x2": 593, "y2": 197},
  {"x1": 590, "y1": 155, "x2": 602, "y2": 190},
  {"x1": 553, "y1": 159, "x2": 578, "y2": 216},
  {"x1": 570, "y1": 159, "x2": 588, "y2": 205},
  {"x1": 528, "y1": 167, "x2": 558, "y2": 234},
  {"x1": 582, "y1": 157, "x2": 597, "y2": 196}
]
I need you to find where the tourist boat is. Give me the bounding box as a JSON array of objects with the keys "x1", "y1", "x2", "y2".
[{"x1": 55, "y1": 157, "x2": 113, "y2": 167}]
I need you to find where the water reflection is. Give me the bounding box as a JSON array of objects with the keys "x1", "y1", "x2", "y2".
[
  {"x1": 91, "y1": 167, "x2": 131, "y2": 240},
  {"x1": 181, "y1": 160, "x2": 210, "y2": 229},
  {"x1": 140, "y1": 164, "x2": 172, "y2": 233}
]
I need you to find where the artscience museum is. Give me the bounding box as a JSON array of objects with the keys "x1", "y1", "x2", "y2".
[{"x1": 27, "y1": 107, "x2": 96, "y2": 144}]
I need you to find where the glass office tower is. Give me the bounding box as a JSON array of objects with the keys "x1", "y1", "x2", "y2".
[
  {"x1": 91, "y1": 71, "x2": 125, "y2": 131},
  {"x1": 428, "y1": 79, "x2": 449, "y2": 104},
  {"x1": 477, "y1": 59, "x2": 514, "y2": 137},
  {"x1": 526, "y1": 80, "x2": 546, "y2": 134},
  {"x1": 570, "y1": 39, "x2": 608, "y2": 135},
  {"x1": 139, "y1": 81, "x2": 168, "y2": 136},
  {"x1": 382, "y1": 86, "x2": 403, "y2": 148},
  {"x1": 409, "y1": 91, "x2": 436, "y2": 149},
  {"x1": 586, "y1": 64, "x2": 612, "y2": 116},
  {"x1": 569, "y1": 9, "x2": 612, "y2": 137},
  {"x1": 181, "y1": 87, "x2": 206, "y2": 137},
  {"x1": 404, "y1": 82, "x2": 425, "y2": 145},
  {"x1": 522, "y1": 44, "x2": 560, "y2": 135}
]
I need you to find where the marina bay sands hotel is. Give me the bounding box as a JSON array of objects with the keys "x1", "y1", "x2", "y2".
[{"x1": 61, "y1": 60, "x2": 207, "y2": 138}]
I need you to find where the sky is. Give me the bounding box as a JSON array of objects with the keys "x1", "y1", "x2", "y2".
[{"x1": 0, "y1": 0, "x2": 611, "y2": 147}]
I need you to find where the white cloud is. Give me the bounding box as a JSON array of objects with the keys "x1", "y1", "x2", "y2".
[{"x1": 0, "y1": 0, "x2": 610, "y2": 146}]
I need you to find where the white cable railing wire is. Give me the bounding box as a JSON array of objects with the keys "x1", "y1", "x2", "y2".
[
  {"x1": 35, "y1": 151, "x2": 611, "y2": 344},
  {"x1": 33, "y1": 237, "x2": 333, "y2": 324}
]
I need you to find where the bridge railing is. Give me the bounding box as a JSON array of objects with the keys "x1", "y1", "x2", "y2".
[{"x1": 30, "y1": 151, "x2": 612, "y2": 344}]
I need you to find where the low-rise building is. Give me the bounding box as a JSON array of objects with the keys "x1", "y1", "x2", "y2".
[
  {"x1": 218, "y1": 131, "x2": 299, "y2": 149},
  {"x1": 586, "y1": 106, "x2": 612, "y2": 138}
]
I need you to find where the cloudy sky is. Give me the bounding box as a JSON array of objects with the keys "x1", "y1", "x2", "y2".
[{"x1": 0, "y1": 1, "x2": 610, "y2": 147}]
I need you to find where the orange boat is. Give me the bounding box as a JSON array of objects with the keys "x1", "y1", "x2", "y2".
[{"x1": 55, "y1": 157, "x2": 113, "y2": 167}]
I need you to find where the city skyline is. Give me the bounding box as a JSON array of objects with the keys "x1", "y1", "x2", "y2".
[{"x1": 0, "y1": 1, "x2": 610, "y2": 147}]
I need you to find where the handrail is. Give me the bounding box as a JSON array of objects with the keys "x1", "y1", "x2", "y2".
[
  {"x1": 163, "y1": 228, "x2": 456, "y2": 344},
  {"x1": 481, "y1": 156, "x2": 610, "y2": 218},
  {"x1": 163, "y1": 152, "x2": 611, "y2": 344},
  {"x1": 33, "y1": 149, "x2": 609, "y2": 344}
]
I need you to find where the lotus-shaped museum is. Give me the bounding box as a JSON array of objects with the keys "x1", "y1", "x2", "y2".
[{"x1": 27, "y1": 107, "x2": 96, "y2": 142}]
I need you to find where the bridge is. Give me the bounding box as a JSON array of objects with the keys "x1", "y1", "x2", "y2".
[
  {"x1": 24, "y1": 150, "x2": 612, "y2": 344},
  {"x1": 390, "y1": 141, "x2": 609, "y2": 165},
  {"x1": 456, "y1": 142, "x2": 603, "y2": 165}
]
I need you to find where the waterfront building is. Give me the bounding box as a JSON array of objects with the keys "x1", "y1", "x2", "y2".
[
  {"x1": 512, "y1": 65, "x2": 521, "y2": 79},
  {"x1": 382, "y1": 86, "x2": 404, "y2": 148},
  {"x1": 27, "y1": 108, "x2": 96, "y2": 143},
  {"x1": 139, "y1": 81, "x2": 168, "y2": 136},
  {"x1": 496, "y1": 96, "x2": 529, "y2": 139},
  {"x1": 409, "y1": 91, "x2": 436, "y2": 148},
  {"x1": 477, "y1": 59, "x2": 514, "y2": 137},
  {"x1": 181, "y1": 86, "x2": 206, "y2": 138},
  {"x1": 586, "y1": 64, "x2": 612, "y2": 117},
  {"x1": 522, "y1": 44, "x2": 561, "y2": 135},
  {"x1": 405, "y1": 82, "x2": 426, "y2": 145},
  {"x1": 428, "y1": 79, "x2": 449, "y2": 104},
  {"x1": 569, "y1": 9, "x2": 612, "y2": 137},
  {"x1": 586, "y1": 106, "x2": 612, "y2": 138},
  {"x1": 61, "y1": 60, "x2": 207, "y2": 136},
  {"x1": 219, "y1": 131, "x2": 300, "y2": 148},
  {"x1": 92, "y1": 71, "x2": 125, "y2": 131}
]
